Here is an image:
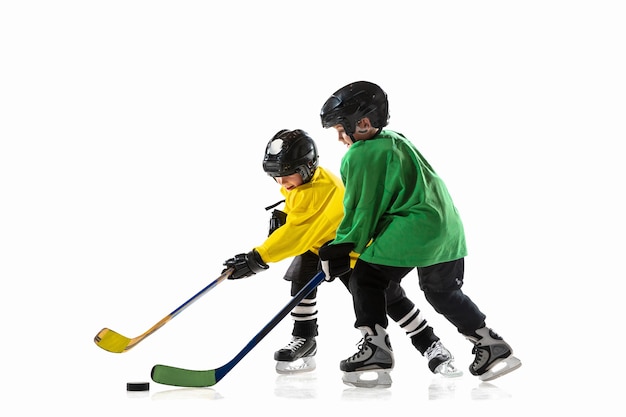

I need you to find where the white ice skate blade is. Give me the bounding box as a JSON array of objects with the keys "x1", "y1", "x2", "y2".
[
  {"x1": 435, "y1": 361, "x2": 464, "y2": 378},
  {"x1": 275, "y1": 357, "x2": 316, "y2": 374},
  {"x1": 479, "y1": 355, "x2": 522, "y2": 381},
  {"x1": 342, "y1": 370, "x2": 392, "y2": 388}
]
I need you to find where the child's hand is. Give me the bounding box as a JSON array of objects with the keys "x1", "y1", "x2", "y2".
[{"x1": 223, "y1": 250, "x2": 268, "y2": 279}]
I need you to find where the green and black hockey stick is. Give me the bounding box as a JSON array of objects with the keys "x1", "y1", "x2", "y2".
[{"x1": 151, "y1": 270, "x2": 325, "y2": 387}]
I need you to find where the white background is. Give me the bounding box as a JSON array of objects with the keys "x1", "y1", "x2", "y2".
[{"x1": 1, "y1": 1, "x2": 625, "y2": 416}]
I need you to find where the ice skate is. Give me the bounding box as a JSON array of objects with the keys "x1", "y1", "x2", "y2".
[
  {"x1": 466, "y1": 327, "x2": 522, "y2": 381},
  {"x1": 425, "y1": 340, "x2": 463, "y2": 378},
  {"x1": 340, "y1": 324, "x2": 394, "y2": 388},
  {"x1": 274, "y1": 336, "x2": 317, "y2": 374}
]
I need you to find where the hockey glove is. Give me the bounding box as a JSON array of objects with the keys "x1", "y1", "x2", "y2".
[
  {"x1": 268, "y1": 209, "x2": 287, "y2": 236},
  {"x1": 318, "y1": 242, "x2": 353, "y2": 282},
  {"x1": 223, "y1": 249, "x2": 269, "y2": 279}
]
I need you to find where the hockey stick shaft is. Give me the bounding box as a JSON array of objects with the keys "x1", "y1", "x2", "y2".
[
  {"x1": 94, "y1": 268, "x2": 233, "y2": 353},
  {"x1": 151, "y1": 270, "x2": 326, "y2": 387}
]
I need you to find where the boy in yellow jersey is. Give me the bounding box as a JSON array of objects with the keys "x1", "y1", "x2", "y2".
[{"x1": 223, "y1": 129, "x2": 461, "y2": 379}]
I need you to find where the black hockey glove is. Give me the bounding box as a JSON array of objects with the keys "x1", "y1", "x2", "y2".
[
  {"x1": 318, "y1": 242, "x2": 354, "y2": 282},
  {"x1": 268, "y1": 209, "x2": 287, "y2": 236},
  {"x1": 223, "y1": 249, "x2": 269, "y2": 279}
]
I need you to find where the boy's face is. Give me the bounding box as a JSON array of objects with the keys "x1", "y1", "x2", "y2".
[
  {"x1": 333, "y1": 125, "x2": 354, "y2": 148},
  {"x1": 275, "y1": 172, "x2": 304, "y2": 191}
]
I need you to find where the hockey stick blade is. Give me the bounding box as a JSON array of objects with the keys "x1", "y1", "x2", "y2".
[
  {"x1": 94, "y1": 268, "x2": 233, "y2": 353},
  {"x1": 151, "y1": 270, "x2": 326, "y2": 387}
]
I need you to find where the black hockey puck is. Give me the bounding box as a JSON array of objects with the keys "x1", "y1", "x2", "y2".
[{"x1": 126, "y1": 382, "x2": 150, "y2": 391}]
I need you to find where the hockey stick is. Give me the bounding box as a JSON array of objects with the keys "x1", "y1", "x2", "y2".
[
  {"x1": 94, "y1": 268, "x2": 234, "y2": 353},
  {"x1": 151, "y1": 270, "x2": 326, "y2": 387}
]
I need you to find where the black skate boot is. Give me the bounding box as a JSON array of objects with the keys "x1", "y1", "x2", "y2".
[
  {"x1": 340, "y1": 324, "x2": 394, "y2": 388},
  {"x1": 466, "y1": 327, "x2": 522, "y2": 381},
  {"x1": 425, "y1": 340, "x2": 463, "y2": 378},
  {"x1": 274, "y1": 336, "x2": 317, "y2": 374}
]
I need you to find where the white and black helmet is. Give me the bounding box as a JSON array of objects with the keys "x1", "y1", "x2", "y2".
[{"x1": 263, "y1": 129, "x2": 319, "y2": 183}]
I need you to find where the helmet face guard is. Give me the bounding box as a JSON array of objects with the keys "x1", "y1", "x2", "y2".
[
  {"x1": 263, "y1": 129, "x2": 319, "y2": 183},
  {"x1": 320, "y1": 81, "x2": 389, "y2": 138}
]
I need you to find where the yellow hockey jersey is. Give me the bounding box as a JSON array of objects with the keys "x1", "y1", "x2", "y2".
[{"x1": 254, "y1": 166, "x2": 357, "y2": 266}]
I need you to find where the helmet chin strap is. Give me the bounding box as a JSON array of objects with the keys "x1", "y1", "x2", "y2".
[{"x1": 344, "y1": 121, "x2": 359, "y2": 143}]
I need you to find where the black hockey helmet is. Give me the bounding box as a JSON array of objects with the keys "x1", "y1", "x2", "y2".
[
  {"x1": 263, "y1": 129, "x2": 319, "y2": 183},
  {"x1": 320, "y1": 81, "x2": 389, "y2": 137}
]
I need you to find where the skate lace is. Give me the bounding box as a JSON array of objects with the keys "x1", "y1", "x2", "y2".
[
  {"x1": 282, "y1": 337, "x2": 306, "y2": 352},
  {"x1": 471, "y1": 345, "x2": 484, "y2": 364},
  {"x1": 425, "y1": 341, "x2": 448, "y2": 361},
  {"x1": 349, "y1": 336, "x2": 371, "y2": 360}
]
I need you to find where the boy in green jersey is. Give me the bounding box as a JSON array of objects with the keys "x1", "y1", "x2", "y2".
[
  {"x1": 223, "y1": 128, "x2": 461, "y2": 379},
  {"x1": 319, "y1": 81, "x2": 521, "y2": 387}
]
